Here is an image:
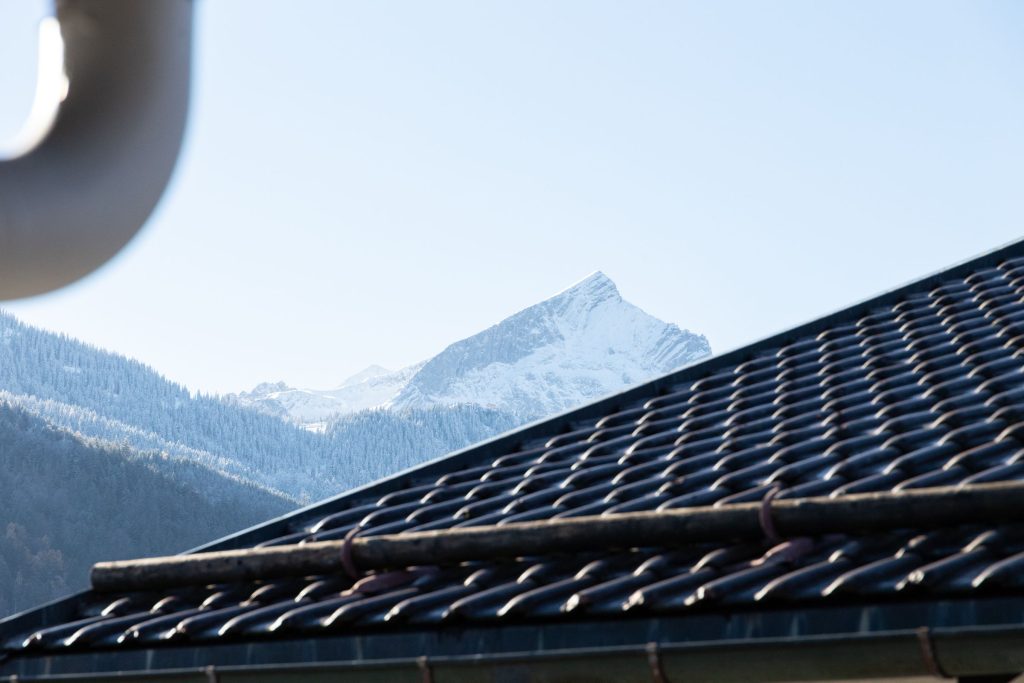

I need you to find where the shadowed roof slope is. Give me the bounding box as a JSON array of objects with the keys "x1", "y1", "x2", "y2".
[{"x1": 6, "y1": 239, "x2": 1024, "y2": 680}]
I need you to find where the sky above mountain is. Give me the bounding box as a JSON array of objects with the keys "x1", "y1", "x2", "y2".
[{"x1": 2, "y1": 2, "x2": 1023, "y2": 393}]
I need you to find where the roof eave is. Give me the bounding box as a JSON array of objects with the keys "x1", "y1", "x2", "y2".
[
  {"x1": 5, "y1": 618, "x2": 1024, "y2": 681},
  {"x1": 5, "y1": 593, "x2": 1024, "y2": 679}
]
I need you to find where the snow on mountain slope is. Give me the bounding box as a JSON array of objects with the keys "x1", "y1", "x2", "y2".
[
  {"x1": 240, "y1": 272, "x2": 710, "y2": 423},
  {"x1": 391, "y1": 272, "x2": 710, "y2": 419},
  {"x1": 337, "y1": 365, "x2": 392, "y2": 387},
  {"x1": 237, "y1": 363, "x2": 423, "y2": 423}
]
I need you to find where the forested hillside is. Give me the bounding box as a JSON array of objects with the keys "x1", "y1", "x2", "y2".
[
  {"x1": 0, "y1": 403, "x2": 292, "y2": 616},
  {"x1": 324, "y1": 405, "x2": 521, "y2": 481},
  {"x1": 0, "y1": 312, "x2": 331, "y2": 501},
  {"x1": 0, "y1": 397, "x2": 517, "y2": 618}
]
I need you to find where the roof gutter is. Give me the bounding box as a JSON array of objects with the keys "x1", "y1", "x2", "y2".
[
  {"x1": 0, "y1": 0, "x2": 193, "y2": 300},
  {"x1": 5, "y1": 626, "x2": 1024, "y2": 681}
]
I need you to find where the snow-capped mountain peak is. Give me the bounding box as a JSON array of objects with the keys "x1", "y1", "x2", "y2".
[
  {"x1": 389, "y1": 273, "x2": 709, "y2": 418},
  {"x1": 555, "y1": 270, "x2": 621, "y2": 303},
  {"x1": 235, "y1": 274, "x2": 711, "y2": 423}
]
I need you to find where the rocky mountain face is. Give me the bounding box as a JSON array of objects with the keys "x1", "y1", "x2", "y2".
[{"x1": 238, "y1": 272, "x2": 710, "y2": 423}]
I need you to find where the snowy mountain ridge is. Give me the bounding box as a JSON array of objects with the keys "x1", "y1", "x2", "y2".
[
  {"x1": 237, "y1": 272, "x2": 711, "y2": 423},
  {"x1": 235, "y1": 363, "x2": 425, "y2": 425}
]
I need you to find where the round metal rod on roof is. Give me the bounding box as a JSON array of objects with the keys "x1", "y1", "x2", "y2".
[{"x1": 90, "y1": 481, "x2": 1024, "y2": 592}]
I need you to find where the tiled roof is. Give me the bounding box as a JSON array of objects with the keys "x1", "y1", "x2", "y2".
[{"x1": 7, "y1": 241, "x2": 1024, "y2": 671}]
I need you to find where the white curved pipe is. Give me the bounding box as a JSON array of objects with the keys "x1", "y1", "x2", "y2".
[{"x1": 0, "y1": 0, "x2": 193, "y2": 299}]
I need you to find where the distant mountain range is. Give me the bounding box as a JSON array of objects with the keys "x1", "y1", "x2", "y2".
[
  {"x1": 0, "y1": 272, "x2": 710, "y2": 615},
  {"x1": 234, "y1": 272, "x2": 710, "y2": 425}
]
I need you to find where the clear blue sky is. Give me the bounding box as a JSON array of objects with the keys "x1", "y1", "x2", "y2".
[{"x1": 2, "y1": 1, "x2": 1023, "y2": 394}]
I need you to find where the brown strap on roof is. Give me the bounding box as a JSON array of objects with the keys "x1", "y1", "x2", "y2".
[{"x1": 758, "y1": 485, "x2": 783, "y2": 543}]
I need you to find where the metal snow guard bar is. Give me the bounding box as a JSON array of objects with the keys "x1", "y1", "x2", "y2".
[{"x1": 93, "y1": 480, "x2": 1024, "y2": 592}]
